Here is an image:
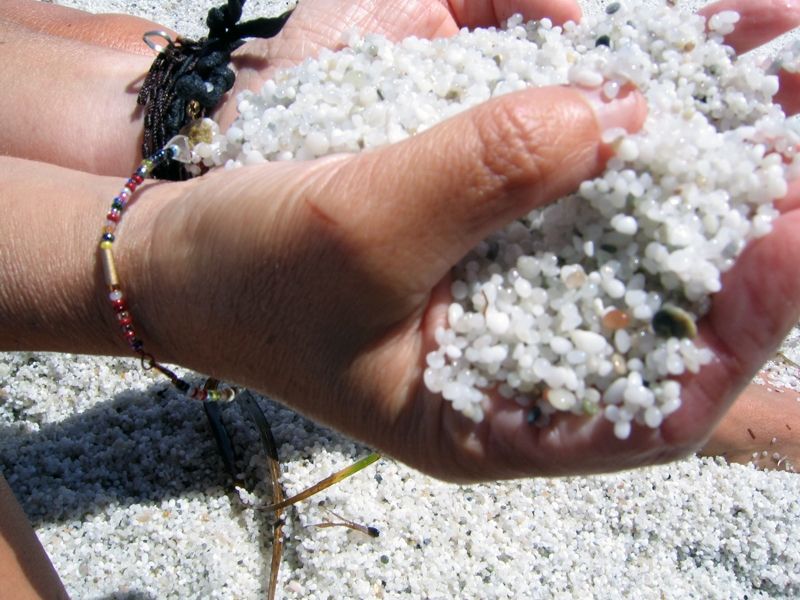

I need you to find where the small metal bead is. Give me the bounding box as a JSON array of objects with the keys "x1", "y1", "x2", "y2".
[{"x1": 102, "y1": 232, "x2": 115, "y2": 243}]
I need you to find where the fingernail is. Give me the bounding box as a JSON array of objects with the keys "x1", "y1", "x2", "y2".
[{"x1": 574, "y1": 84, "x2": 646, "y2": 136}]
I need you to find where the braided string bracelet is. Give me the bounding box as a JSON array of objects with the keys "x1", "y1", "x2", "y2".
[
  {"x1": 97, "y1": 137, "x2": 234, "y2": 403},
  {"x1": 137, "y1": 0, "x2": 292, "y2": 180}
]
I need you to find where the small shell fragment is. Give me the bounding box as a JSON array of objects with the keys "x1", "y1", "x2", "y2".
[{"x1": 651, "y1": 304, "x2": 697, "y2": 339}]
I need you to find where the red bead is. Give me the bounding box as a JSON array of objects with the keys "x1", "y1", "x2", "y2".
[
  {"x1": 132, "y1": 174, "x2": 144, "y2": 184},
  {"x1": 117, "y1": 314, "x2": 133, "y2": 327},
  {"x1": 107, "y1": 210, "x2": 121, "y2": 223},
  {"x1": 123, "y1": 328, "x2": 137, "y2": 340},
  {"x1": 112, "y1": 299, "x2": 127, "y2": 312}
]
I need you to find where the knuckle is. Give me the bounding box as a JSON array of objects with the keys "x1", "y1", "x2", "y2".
[
  {"x1": 473, "y1": 97, "x2": 551, "y2": 189},
  {"x1": 471, "y1": 92, "x2": 596, "y2": 198}
]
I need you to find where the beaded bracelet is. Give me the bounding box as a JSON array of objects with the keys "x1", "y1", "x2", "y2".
[{"x1": 97, "y1": 138, "x2": 234, "y2": 403}]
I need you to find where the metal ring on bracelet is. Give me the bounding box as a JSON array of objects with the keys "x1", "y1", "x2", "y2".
[{"x1": 143, "y1": 30, "x2": 175, "y2": 54}]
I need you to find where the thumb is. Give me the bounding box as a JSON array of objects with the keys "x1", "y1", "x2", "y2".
[{"x1": 332, "y1": 85, "x2": 646, "y2": 278}]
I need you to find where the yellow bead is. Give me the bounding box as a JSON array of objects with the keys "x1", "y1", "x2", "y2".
[
  {"x1": 100, "y1": 247, "x2": 119, "y2": 287},
  {"x1": 99, "y1": 240, "x2": 113, "y2": 250}
]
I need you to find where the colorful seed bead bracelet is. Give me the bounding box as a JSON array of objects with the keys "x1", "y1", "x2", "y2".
[{"x1": 97, "y1": 139, "x2": 234, "y2": 403}]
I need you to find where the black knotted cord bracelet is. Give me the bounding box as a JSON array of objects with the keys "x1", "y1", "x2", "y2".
[{"x1": 137, "y1": 0, "x2": 293, "y2": 179}]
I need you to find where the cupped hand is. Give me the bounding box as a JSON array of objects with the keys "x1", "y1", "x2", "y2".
[
  {"x1": 122, "y1": 0, "x2": 800, "y2": 483},
  {"x1": 130, "y1": 84, "x2": 645, "y2": 481}
]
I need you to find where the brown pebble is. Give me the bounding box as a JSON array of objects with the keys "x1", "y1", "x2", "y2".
[{"x1": 602, "y1": 309, "x2": 630, "y2": 330}]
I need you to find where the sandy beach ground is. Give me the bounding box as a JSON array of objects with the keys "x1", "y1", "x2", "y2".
[{"x1": 1, "y1": 1, "x2": 799, "y2": 598}]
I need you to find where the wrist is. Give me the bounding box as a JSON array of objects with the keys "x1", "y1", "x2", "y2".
[
  {"x1": 102, "y1": 176, "x2": 188, "y2": 364},
  {"x1": 0, "y1": 25, "x2": 152, "y2": 175},
  {"x1": 0, "y1": 158, "x2": 163, "y2": 355}
]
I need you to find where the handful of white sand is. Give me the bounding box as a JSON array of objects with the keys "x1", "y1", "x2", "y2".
[{"x1": 188, "y1": 0, "x2": 800, "y2": 438}]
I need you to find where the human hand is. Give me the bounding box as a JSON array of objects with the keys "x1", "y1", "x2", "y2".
[{"x1": 123, "y1": 0, "x2": 799, "y2": 482}]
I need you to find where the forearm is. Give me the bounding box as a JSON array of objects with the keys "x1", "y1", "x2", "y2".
[
  {"x1": 0, "y1": 23, "x2": 152, "y2": 175},
  {"x1": 0, "y1": 475, "x2": 68, "y2": 600},
  {"x1": 0, "y1": 156, "x2": 172, "y2": 356}
]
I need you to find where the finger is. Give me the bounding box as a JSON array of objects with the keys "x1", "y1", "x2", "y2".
[
  {"x1": 441, "y1": 0, "x2": 581, "y2": 28},
  {"x1": 437, "y1": 391, "x2": 677, "y2": 480},
  {"x1": 1, "y1": 0, "x2": 173, "y2": 54},
  {"x1": 329, "y1": 86, "x2": 646, "y2": 288},
  {"x1": 662, "y1": 209, "x2": 800, "y2": 446},
  {"x1": 774, "y1": 65, "x2": 800, "y2": 114},
  {"x1": 276, "y1": 0, "x2": 460, "y2": 49},
  {"x1": 775, "y1": 178, "x2": 800, "y2": 212},
  {"x1": 699, "y1": 0, "x2": 800, "y2": 54}
]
